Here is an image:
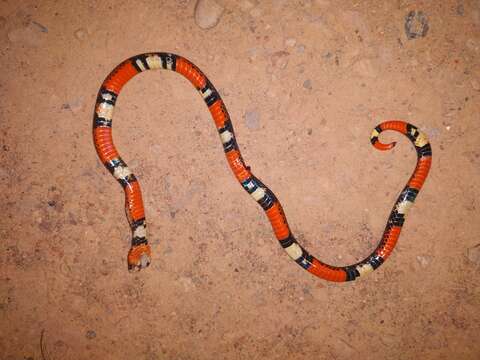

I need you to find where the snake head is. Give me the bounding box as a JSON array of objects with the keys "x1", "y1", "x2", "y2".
[{"x1": 127, "y1": 244, "x2": 152, "y2": 271}]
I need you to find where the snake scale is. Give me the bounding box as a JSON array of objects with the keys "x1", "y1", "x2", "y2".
[{"x1": 93, "y1": 53, "x2": 432, "y2": 282}]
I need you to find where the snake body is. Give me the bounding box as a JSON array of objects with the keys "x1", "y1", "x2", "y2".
[{"x1": 93, "y1": 53, "x2": 432, "y2": 282}]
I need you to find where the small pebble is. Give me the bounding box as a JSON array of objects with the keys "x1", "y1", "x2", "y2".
[
  {"x1": 63, "y1": 97, "x2": 84, "y2": 114},
  {"x1": 74, "y1": 28, "x2": 87, "y2": 41},
  {"x1": 471, "y1": 79, "x2": 480, "y2": 91},
  {"x1": 248, "y1": 47, "x2": 259, "y2": 61},
  {"x1": 296, "y1": 44, "x2": 305, "y2": 53},
  {"x1": 31, "y1": 21, "x2": 48, "y2": 33},
  {"x1": 467, "y1": 244, "x2": 480, "y2": 265},
  {"x1": 404, "y1": 10, "x2": 429, "y2": 39},
  {"x1": 285, "y1": 38, "x2": 297, "y2": 47},
  {"x1": 85, "y1": 330, "x2": 96, "y2": 340},
  {"x1": 416, "y1": 255, "x2": 432, "y2": 268},
  {"x1": 270, "y1": 51, "x2": 289, "y2": 70},
  {"x1": 0, "y1": 167, "x2": 8, "y2": 182},
  {"x1": 194, "y1": 0, "x2": 224, "y2": 30},
  {"x1": 466, "y1": 39, "x2": 479, "y2": 52},
  {"x1": 303, "y1": 79, "x2": 312, "y2": 90},
  {"x1": 456, "y1": 4, "x2": 465, "y2": 16},
  {"x1": 244, "y1": 109, "x2": 260, "y2": 129}
]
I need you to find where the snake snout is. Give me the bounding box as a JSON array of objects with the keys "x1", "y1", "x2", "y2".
[{"x1": 127, "y1": 244, "x2": 152, "y2": 272}]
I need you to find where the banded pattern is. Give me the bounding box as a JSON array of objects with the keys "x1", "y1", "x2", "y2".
[{"x1": 93, "y1": 53, "x2": 432, "y2": 280}]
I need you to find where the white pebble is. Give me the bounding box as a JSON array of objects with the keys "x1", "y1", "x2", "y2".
[
  {"x1": 244, "y1": 109, "x2": 260, "y2": 129},
  {"x1": 416, "y1": 255, "x2": 432, "y2": 268},
  {"x1": 74, "y1": 28, "x2": 87, "y2": 41},
  {"x1": 194, "y1": 0, "x2": 224, "y2": 30},
  {"x1": 285, "y1": 38, "x2": 297, "y2": 47}
]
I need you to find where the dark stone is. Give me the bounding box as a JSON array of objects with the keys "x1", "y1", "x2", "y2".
[
  {"x1": 405, "y1": 10, "x2": 429, "y2": 39},
  {"x1": 85, "y1": 330, "x2": 96, "y2": 340}
]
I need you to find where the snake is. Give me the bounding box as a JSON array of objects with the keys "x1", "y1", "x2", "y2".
[{"x1": 93, "y1": 53, "x2": 432, "y2": 282}]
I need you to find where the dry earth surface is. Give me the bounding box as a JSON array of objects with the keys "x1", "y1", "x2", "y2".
[{"x1": 1, "y1": 0, "x2": 479, "y2": 359}]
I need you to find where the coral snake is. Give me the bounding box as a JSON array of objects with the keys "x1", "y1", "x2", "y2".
[{"x1": 93, "y1": 53, "x2": 432, "y2": 282}]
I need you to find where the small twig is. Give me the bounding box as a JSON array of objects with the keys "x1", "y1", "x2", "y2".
[
  {"x1": 40, "y1": 328, "x2": 50, "y2": 360},
  {"x1": 31, "y1": 21, "x2": 49, "y2": 33}
]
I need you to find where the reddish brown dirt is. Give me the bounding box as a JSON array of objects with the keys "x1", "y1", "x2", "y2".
[{"x1": 1, "y1": 1, "x2": 479, "y2": 359}]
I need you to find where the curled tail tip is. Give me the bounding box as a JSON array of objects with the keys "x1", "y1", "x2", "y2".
[
  {"x1": 371, "y1": 120, "x2": 410, "y2": 151},
  {"x1": 371, "y1": 125, "x2": 397, "y2": 151},
  {"x1": 373, "y1": 140, "x2": 397, "y2": 151}
]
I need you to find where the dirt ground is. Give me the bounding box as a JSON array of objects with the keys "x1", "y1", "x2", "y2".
[{"x1": 1, "y1": 0, "x2": 479, "y2": 359}]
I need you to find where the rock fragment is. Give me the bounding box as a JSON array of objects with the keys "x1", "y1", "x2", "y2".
[
  {"x1": 285, "y1": 38, "x2": 296, "y2": 47},
  {"x1": 467, "y1": 244, "x2": 480, "y2": 265},
  {"x1": 244, "y1": 109, "x2": 260, "y2": 129},
  {"x1": 270, "y1": 50, "x2": 289, "y2": 70},
  {"x1": 194, "y1": 0, "x2": 224, "y2": 30},
  {"x1": 416, "y1": 255, "x2": 432, "y2": 268},
  {"x1": 85, "y1": 330, "x2": 96, "y2": 340},
  {"x1": 303, "y1": 79, "x2": 312, "y2": 90},
  {"x1": 405, "y1": 10, "x2": 429, "y2": 39},
  {"x1": 74, "y1": 28, "x2": 87, "y2": 41}
]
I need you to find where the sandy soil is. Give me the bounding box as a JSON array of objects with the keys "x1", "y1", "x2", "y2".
[{"x1": 1, "y1": 0, "x2": 479, "y2": 359}]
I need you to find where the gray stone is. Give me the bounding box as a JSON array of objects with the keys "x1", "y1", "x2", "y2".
[
  {"x1": 244, "y1": 109, "x2": 260, "y2": 129},
  {"x1": 303, "y1": 79, "x2": 312, "y2": 90},
  {"x1": 85, "y1": 330, "x2": 96, "y2": 339},
  {"x1": 405, "y1": 10, "x2": 429, "y2": 39}
]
